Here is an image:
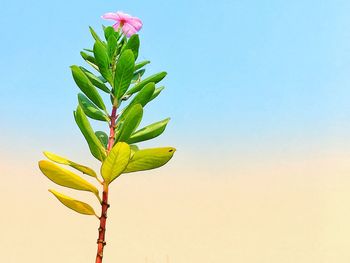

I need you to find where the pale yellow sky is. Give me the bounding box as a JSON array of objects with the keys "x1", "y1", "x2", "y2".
[{"x1": 2, "y1": 146, "x2": 350, "y2": 263}]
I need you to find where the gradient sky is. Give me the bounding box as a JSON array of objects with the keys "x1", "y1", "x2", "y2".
[{"x1": 1, "y1": 1, "x2": 350, "y2": 262}]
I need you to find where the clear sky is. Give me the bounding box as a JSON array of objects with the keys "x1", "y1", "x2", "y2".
[
  {"x1": 1, "y1": 0, "x2": 350, "y2": 148},
  {"x1": 1, "y1": 1, "x2": 350, "y2": 262}
]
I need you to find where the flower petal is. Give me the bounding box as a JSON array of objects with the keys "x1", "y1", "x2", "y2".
[
  {"x1": 129, "y1": 17, "x2": 143, "y2": 31},
  {"x1": 112, "y1": 22, "x2": 121, "y2": 31},
  {"x1": 122, "y1": 23, "x2": 138, "y2": 37},
  {"x1": 101, "y1": 12, "x2": 120, "y2": 21},
  {"x1": 116, "y1": 11, "x2": 132, "y2": 20}
]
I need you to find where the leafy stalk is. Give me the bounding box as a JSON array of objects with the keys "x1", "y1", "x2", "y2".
[
  {"x1": 38, "y1": 18, "x2": 176, "y2": 263},
  {"x1": 95, "y1": 105, "x2": 117, "y2": 263}
]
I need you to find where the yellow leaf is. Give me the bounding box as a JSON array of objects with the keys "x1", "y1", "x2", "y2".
[
  {"x1": 101, "y1": 142, "x2": 131, "y2": 184},
  {"x1": 44, "y1": 151, "x2": 97, "y2": 178},
  {"x1": 39, "y1": 160, "x2": 99, "y2": 196},
  {"x1": 49, "y1": 189, "x2": 97, "y2": 216}
]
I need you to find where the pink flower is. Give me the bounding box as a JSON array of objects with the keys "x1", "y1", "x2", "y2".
[{"x1": 101, "y1": 11, "x2": 142, "y2": 37}]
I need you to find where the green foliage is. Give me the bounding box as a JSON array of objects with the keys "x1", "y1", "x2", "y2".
[
  {"x1": 74, "y1": 105, "x2": 107, "y2": 161},
  {"x1": 39, "y1": 24, "x2": 176, "y2": 218},
  {"x1": 95, "y1": 131, "x2": 109, "y2": 149},
  {"x1": 128, "y1": 82, "x2": 155, "y2": 108},
  {"x1": 132, "y1": 69, "x2": 145, "y2": 83},
  {"x1": 113, "y1": 49, "x2": 135, "y2": 100},
  {"x1": 89, "y1": 26, "x2": 103, "y2": 43},
  {"x1": 123, "y1": 147, "x2": 176, "y2": 173},
  {"x1": 104, "y1": 26, "x2": 116, "y2": 40},
  {"x1": 80, "y1": 67, "x2": 110, "y2": 93},
  {"x1": 127, "y1": 118, "x2": 170, "y2": 144},
  {"x1": 71, "y1": 66, "x2": 106, "y2": 111},
  {"x1": 78, "y1": 93, "x2": 109, "y2": 122},
  {"x1": 107, "y1": 35, "x2": 118, "y2": 60},
  {"x1": 80, "y1": 51, "x2": 99, "y2": 71},
  {"x1": 123, "y1": 34, "x2": 140, "y2": 59},
  {"x1": 93, "y1": 40, "x2": 113, "y2": 84},
  {"x1": 115, "y1": 104, "x2": 143, "y2": 142},
  {"x1": 134, "y1": 60, "x2": 150, "y2": 71},
  {"x1": 126, "y1": 71, "x2": 167, "y2": 96},
  {"x1": 150, "y1": 86, "x2": 165, "y2": 101}
]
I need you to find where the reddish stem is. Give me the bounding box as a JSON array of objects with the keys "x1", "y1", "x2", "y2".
[
  {"x1": 107, "y1": 106, "x2": 118, "y2": 153},
  {"x1": 95, "y1": 184, "x2": 109, "y2": 263},
  {"x1": 95, "y1": 106, "x2": 117, "y2": 263}
]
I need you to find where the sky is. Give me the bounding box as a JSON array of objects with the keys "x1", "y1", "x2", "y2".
[{"x1": 1, "y1": 0, "x2": 350, "y2": 262}]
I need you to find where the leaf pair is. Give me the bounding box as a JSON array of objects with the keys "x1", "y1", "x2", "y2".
[
  {"x1": 39, "y1": 153, "x2": 100, "y2": 216},
  {"x1": 100, "y1": 142, "x2": 176, "y2": 184}
]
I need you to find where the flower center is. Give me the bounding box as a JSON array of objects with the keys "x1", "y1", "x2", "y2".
[{"x1": 119, "y1": 19, "x2": 126, "y2": 27}]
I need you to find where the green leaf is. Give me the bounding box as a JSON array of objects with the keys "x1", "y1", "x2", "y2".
[
  {"x1": 134, "y1": 60, "x2": 150, "y2": 71},
  {"x1": 80, "y1": 67, "x2": 110, "y2": 93},
  {"x1": 126, "y1": 72, "x2": 167, "y2": 96},
  {"x1": 95, "y1": 131, "x2": 108, "y2": 149},
  {"x1": 49, "y1": 189, "x2": 97, "y2": 216},
  {"x1": 124, "y1": 34, "x2": 140, "y2": 60},
  {"x1": 80, "y1": 51, "x2": 99, "y2": 71},
  {"x1": 115, "y1": 104, "x2": 143, "y2": 142},
  {"x1": 117, "y1": 37, "x2": 127, "y2": 55},
  {"x1": 101, "y1": 142, "x2": 131, "y2": 184},
  {"x1": 98, "y1": 75, "x2": 107, "y2": 83},
  {"x1": 132, "y1": 69, "x2": 145, "y2": 83},
  {"x1": 93, "y1": 41, "x2": 113, "y2": 84},
  {"x1": 104, "y1": 26, "x2": 116, "y2": 40},
  {"x1": 129, "y1": 145, "x2": 139, "y2": 159},
  {"x1": 39, "y1": 160, "x2": 99, "y2": 195},
  {"x1": 113, "y1": 49, "x2": 135, "y2": 99},
  {"x1": 78, "y1": 93, "x2": 109, "y2": 122},
  {"x1": 83, "y1": 48, "x2": 94, "y2": 53},
  {"x1": 123, "y1": 147, "x2": 176, "y2": 173},
  {"x1": 71, "y1": 66, "x2": 106, "y2": 111},
  {"x1": 150, "y1": 86, "x2": 164, "y2": 101},
  {"x1": 74, "y1": 106, "x2": 107, "y2": 161},
  {"x1": 107, "y1": 35, "x2": 118, "y2": 59},
  {"x1": 89, "y1": 26, "x2": 103, "y2": 43},
  {"x1": 43, "y1": 151, "x2": 97, "y2": 178},
  {"x1": 128, "y1": 82, "x2": 155, "y2": 108},
  {"x1": 127, "y1": 118, "x2": 170, "y2": 144}
]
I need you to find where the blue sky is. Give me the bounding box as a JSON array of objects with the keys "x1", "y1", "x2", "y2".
[{"x1": 1, "y1": 0, "x2": 350, "y2": 155}]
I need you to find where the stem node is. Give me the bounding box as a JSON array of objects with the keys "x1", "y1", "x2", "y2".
[{"x1": 97, "y1": 239, "x2": 107, "y2": 246}]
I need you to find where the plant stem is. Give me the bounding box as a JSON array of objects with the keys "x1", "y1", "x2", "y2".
[
  {"x1": 95, "y1": 106, "x2": 117, "y2": 263},
  {"x1": 107, "y1": 106, "x2": 118, "y2": 153},
  {"x1": 95, "y1": 183, "x2": 109, "y2": 263}
]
